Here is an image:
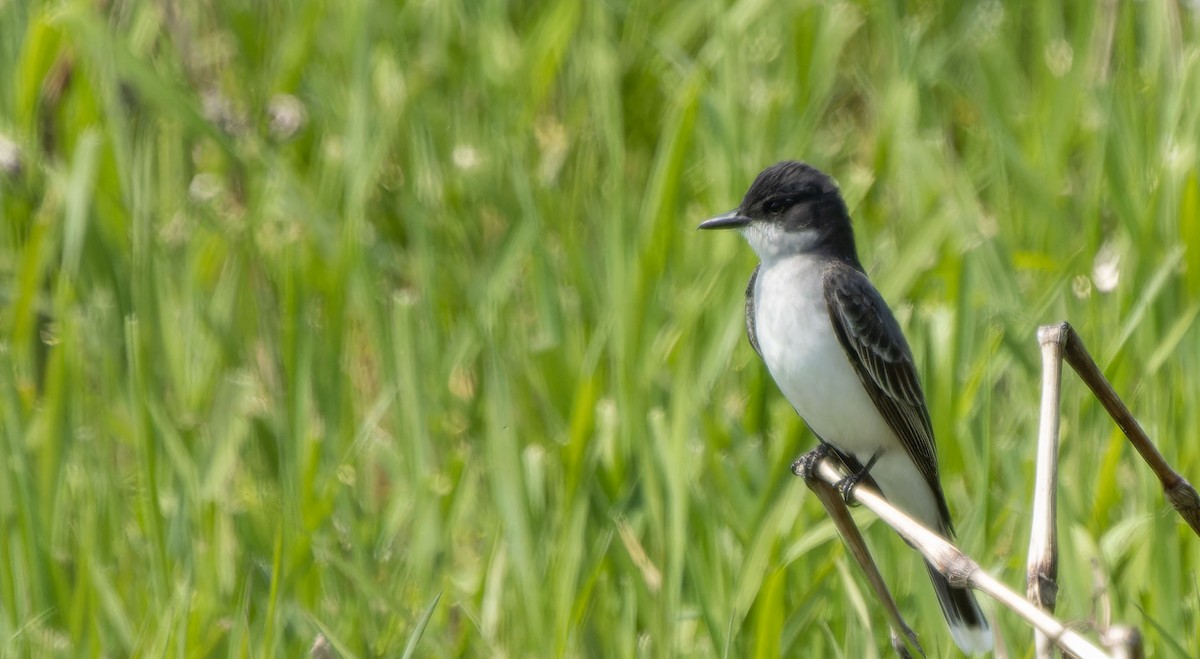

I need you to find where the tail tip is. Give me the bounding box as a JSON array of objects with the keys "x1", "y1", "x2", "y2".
[{"x1": 949, "y1": 621, "x2": 993, "y2": 655}]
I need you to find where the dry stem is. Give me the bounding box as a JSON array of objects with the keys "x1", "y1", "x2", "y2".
[{"x1": 798, "y1": 454, "x2": 1109, "y2": 659}]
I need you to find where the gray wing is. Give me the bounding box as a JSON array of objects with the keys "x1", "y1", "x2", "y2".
[
  {"x1": 745, "y1": 265, "x2": 761, "y2": 357},
  {"x1": 822, "y1": 261, "x2": 953, "y2": 528}
]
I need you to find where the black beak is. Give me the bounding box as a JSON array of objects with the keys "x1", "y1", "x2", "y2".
[{"x1": 698, "y1": 210, "x2": 751, "y2": 230}]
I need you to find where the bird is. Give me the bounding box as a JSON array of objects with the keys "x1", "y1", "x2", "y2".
[{"x1": 699, "y1": 161, "x2": 992, "y2": 654}]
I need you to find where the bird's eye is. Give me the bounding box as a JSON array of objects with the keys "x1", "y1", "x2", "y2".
[{"x1": 763, "y1": 197, "x2": 790, "y2": 214}]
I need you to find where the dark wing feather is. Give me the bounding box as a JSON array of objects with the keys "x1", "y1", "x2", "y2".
[
  {"x1": 822, "y1": 262, "x2": 953, "y2": 529},
  {"x1": 745, "y1": 265, "x2": 762, "y2": 357}
]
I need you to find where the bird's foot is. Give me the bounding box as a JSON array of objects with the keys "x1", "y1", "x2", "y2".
[
  {"x1": 790, "y1": 444, "x2": 833, "y2": 481},
  {"x1": 834, "y1": 451, "x2": 882, "y2": 506}
]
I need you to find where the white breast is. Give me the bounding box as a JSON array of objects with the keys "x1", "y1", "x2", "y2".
[
  {"x1": 753, "y1": 254, "x2": 942, "y2": 527},
  {"x1": 753, "y1": 255, "x2": 896, "y2": 459}
]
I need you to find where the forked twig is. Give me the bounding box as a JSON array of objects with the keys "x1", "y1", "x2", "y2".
[
  {"x1": 788, "y1": 321, "x2": 1194, "y2": 656},
  {"x1": 1026, "y1": 322, "x2": 1195, "y2": 657},
  {"x1": 796, "y1": 454, "x2": 1110, "y2": 658}
]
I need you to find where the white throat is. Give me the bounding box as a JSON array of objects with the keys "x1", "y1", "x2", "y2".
[{"x1": 740, "y1": 223, "x2": 822, "y2": 264}]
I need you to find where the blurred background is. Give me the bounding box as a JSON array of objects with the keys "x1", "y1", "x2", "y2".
[{"x1": 2, "y1": 0, "x2": 1199, "y2": 656}]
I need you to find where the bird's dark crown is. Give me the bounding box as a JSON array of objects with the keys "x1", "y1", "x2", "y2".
[
  {"x1": 739, "y1": 161, "x2": 844, "y2": 219},
  {"x1": 739, "y1": 161, "x2": 859, "y2": 265}
]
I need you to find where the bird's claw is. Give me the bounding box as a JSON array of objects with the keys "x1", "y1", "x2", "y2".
[
  {"x1": 836, "y1": 450, "x2": 883, "y2": 506},
  {"x1": 791, "y1": 443, "x2": 832, "y2": 481},
  {"x1": 835, "y1": 471, "x2": 865, "y2": 506}
]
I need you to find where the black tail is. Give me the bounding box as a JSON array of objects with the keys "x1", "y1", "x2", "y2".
[{"x1": 925, "y1": 561, "x2": 992, "y2": 654}]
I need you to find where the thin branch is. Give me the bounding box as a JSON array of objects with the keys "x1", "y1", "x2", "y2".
[
  {"x1": 1053, "y1": 323, "x2": 1200, "y2": 536},
  {"x1": 793, "y1": 451, "x2": 924, "y2": 658},
  {"x1": 1100, "y1": 627, "x2": 1144, "y2": 659},
  {"x1": 1092, "y1": 565, "x2": 1144, "y2": 658},
  {"x1": 801, "y1": 454, "x2": 1111, "y2": 659},
  {"x1": 1029, "y1": 324, "x2": 1067, "y2": 657},
  {"x1": 784, "y1": 321, "x2": 1195, "y2": 656}
]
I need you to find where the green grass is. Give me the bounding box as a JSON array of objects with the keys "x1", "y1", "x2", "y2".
[{"x1": 2, "y1": 0, "x2": 1199, "y2": 656}]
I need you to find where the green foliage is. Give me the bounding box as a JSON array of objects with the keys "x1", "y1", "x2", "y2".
[{"x1": 2, "y1": 0, "x2": 1199, "y2": 656}]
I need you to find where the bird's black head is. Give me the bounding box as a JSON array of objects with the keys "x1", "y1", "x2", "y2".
[{"x1": 700, "y1": 161, "x2": 859, "y2": 266}]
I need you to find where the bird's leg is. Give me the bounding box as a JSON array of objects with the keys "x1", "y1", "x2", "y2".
[
  {"x1": 835, "y1": 450, "x2": 883, "y2": 506},
  {"x1": 792, "y1": 444, "x2": 881, "y2": 505}
]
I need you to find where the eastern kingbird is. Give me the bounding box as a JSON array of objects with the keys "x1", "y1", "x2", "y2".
[{"x1": 700, "y1": 161, "x2": 992, "y2": 654}]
